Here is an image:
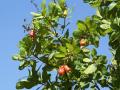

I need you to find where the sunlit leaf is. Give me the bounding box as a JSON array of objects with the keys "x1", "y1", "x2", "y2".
[
  {"x1": 83, "y1": 58, "x2": 91, "y2": 63},
  {"x1": 19, "y1": 61, "x2": 30, "y2": 70},
  {"x1": 109, "y1": 2, "x2": 117, "y2": 11},
  {"x1": 77, "y1": 20, "x2": 87, "y2": 31},
  {"x1": 84, "y1": 64, "x2": 97, "y2": 74},
  {"x1": 100, "y1": 24, "x2": 110, "y2": 30}
]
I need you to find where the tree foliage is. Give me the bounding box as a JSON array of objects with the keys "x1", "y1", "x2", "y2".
[{"x1": 12, "y1": 0, "x2": 120, "y2": 90}]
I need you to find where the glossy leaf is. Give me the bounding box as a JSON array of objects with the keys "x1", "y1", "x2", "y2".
[
  {"x1": 109, "y1": 2, "x2": 117, "y2": 10},
  {"x1": 84, "y1": 64, "x2": 97, "y2": 74},
  {"x1": 83, "y1": 58, "x2": 91, "y2": 63},
  {"x1": 19, "y1": 61, "x2": 30, "y2": 70}
]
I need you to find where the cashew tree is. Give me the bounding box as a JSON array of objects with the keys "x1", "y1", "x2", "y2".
[{"x1": 12, "y1": 0, "x2": 120, "y2": 90}]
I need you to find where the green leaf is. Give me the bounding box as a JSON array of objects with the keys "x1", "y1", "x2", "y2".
[
  {"x1": 58, "y1": 0, "x2": 65, "y2": 9},
  {"x1": 16, "y1": 81, "x2": 25, "y2": 89},
  {"x1": 83, "y1": 58, "x2": 91, "y2": 63},
  {"x1": 109, "y1": 32, "x2": 120, "y2": 49},
  {"x1": 30, "y1": 12, "x2": 44, "y2": 19},
  {"x1": 101, "y1": 65, "x2": 108, "y2": 75},
  {"x1": 100, "y1": 24, "x2": 110, "y2": 30},
  {"x1": 48, "y1": 2, "x2": 60, "y2": 17},
  {"x1": 109, "y1": 2, "x2": 117, "y2": 11},
  {"x1": 66, "y1": 43, "x2": 73, "y2": 51},
  {"x1": 93, "y1": 36, "x2": 99, "y2": 48},
  {"x1": 80, "y1": 82, "x2": 89, "y2": 89},
  {"x1": 93, "y1": 71, "x2": 102, "y2": 80},
  {"x1": 41, "y1": 0, "x2": 46, "y2": 9},
  {"x1": 30, "y1": 60, "x2": 36, "y2": 67},
  {"x1": 82, "y1": 48, "x2": 90, "y2": 53},
  {"x1": 112, "y1": 60, "x2": 117, "y2": 65},
  {"x1": 12, "y1": 55, "x2": 19, "y2": 60},
  {"x1": 16, "y1": 80, "x2": 36, "y2": 89},
  {"x1": 85, "y1": 16, "x2": 91, "y2": 27},
  {"x1": 84, "y1": 64, "x2": 97, "y2": 74},
  {"x1": 73, "y1": 30, "x2": 81, "y2": 38},
  {"x1": 96, "y1": 9, "x2": 102, "y2": 18},
  {"x1": 115, "y1": 48, "x2": 120, "y2": 60},
  {"x1": 58, "y1": 46, "x2": 67, "y2": 53},
  {"x1": 102, "y1": 20, "x2": 111, "y2": 25},
  {"x1": 108, "y1": 76, "x2": 112, "y2": 84},
  {"x1": 91, "y1": 48, "x2": 97, "y2": 57},
  {"x1": 19, "y1": 61, "x2": 30, "y2": 70},
  {"x1": 16, "y1": 80, "x2": 33, "y2": 89},
  {"x1": 114, "y1": 17, "x2": 120, "y2": 26},
  {"x1": 77, "y1": 20, "x2": 87, "y2": 31},
  {"x1": 84, "y1": 0, "x2": 101, "y2": 7},
  {"x1": 55, "y1": 52, "x2": 65, "y2": 58},
  {"x1": 12, "y1": 54, "x2": 24, "y2": 61},
  {"x1": 96, "y1": 55, "x2": 107, "y2": 65},
  {"x1": 41, "y1": 0, "x2": 46, "y2": 16},
  {"x1": 100, "y1": 19, "x2": 112, "y2": 34},
  {"x1": 92, "y1": 15, "x2": 101, "y2": 21},
  {"x1": 19, "y1": 47, "x2": 27, "y2": 58},
  {"x1": 104, "y1": 28, "x2": 112, "y2": 34},
  {"x1": 49, "y1": 52, "x2": 55, "y2": 60}
]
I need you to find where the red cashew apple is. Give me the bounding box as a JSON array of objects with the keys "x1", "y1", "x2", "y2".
[
  {"x1": 79, "y1": 39, "x2": 87, "y2": 46},
  {"x1": 63, "y1": 65, "x2": 71, "y2": 73},
  {"x1": 58, "y1": 65, "x2": 71, "y2": 76},
  {"x1": 58, "y1": 66, "x2": 65, "y2": 76},
  {"x1": 29, "y1": 30, "x2": 35, "y2": 38}
]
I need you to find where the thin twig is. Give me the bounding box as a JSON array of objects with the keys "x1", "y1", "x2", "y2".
[
  {"x1": 95, "y1": 83, "x2": 100, "y2": 90},
  {"x1": 30, "y1": 0, "x2": 39, "y2": 11}
]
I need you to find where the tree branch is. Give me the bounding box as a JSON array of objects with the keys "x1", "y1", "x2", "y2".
[
  {"x1": 30, "y1": 0, "x2": 39, "y2": 11},
  {"x1": 95, "y1": 83, "x2": 100, "y2": 90},
  {"x1": 53, "y1": 0, "x2": 56, "y2": 3}
]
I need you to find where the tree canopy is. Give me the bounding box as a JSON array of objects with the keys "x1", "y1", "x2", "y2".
[{"x1": 12, "y1": 0, "x2": 120, "y2": 90}]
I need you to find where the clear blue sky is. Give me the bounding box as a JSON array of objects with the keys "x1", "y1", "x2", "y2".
[{"x1": 0, "y1": 0, "x2": 111, "y2": 90}]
